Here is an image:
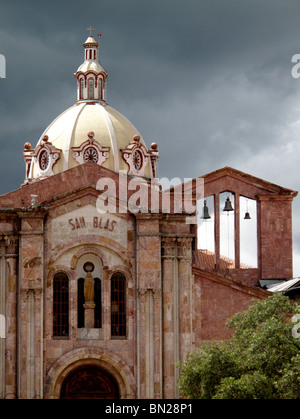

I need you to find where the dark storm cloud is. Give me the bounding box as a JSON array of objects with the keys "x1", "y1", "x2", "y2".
[{"x1": 1, "y1": 0, "x2": 300, "y2": 273}]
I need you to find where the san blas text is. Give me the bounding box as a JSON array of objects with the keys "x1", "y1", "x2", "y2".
[{"x1": 68, "y1": 216, "x2": 117, "y2": 232}]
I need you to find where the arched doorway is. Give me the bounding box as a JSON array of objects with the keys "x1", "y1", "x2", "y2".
[{"x1": 60, "y1": 365, "x2": 120, "y2": 399}]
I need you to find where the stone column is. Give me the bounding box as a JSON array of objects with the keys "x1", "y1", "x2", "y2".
[
  {"x1": 26, "y1": 289, "x2": 35, "y2": 399},
  {"x1": 177, "y1": 238, "x2": 193, "y2": 376},
  {"x1": 4, "y1": 235, "x2": 18, "y2": 399},
  {"x1": 18, "y1": 211, "x2": 45, "y2": 399},
  {"x1": 135, "y1": 214, "x2": 161, "y2": 399},
  {"x1": 102, "y1": 268, "x2": 111, "y2": 340},
  {"x1": 161, "y1": 237, "x2": 177, "y2": 399},
  {"x1": 137, "y1": 288, "x2": 147, "y2": 398},
  {"x1": 214, "y1": 193, "x2": 220, "y2": 269},
  {"x1": 153, "y1": 288, "x2": 162, "y2": 399},
  {"x1": 34, "y1": 289, "x2": 42, "y2": 399},
  {"x1": 234, "y1": 193, "x2": 240, "y2": 268},
  {"x1": 0, "y1": 234, "x2": 19, "y2": 399},
  {"x1": 145, "y1": 289, "x2": 154, "y2": 399}
]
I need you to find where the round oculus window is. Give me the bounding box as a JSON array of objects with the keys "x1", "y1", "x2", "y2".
[
  {"x1": 132, "y1": 149, "x2": 143, "y2": 172},
  {"x1": 39, "y1": 150, "x2": 50, "y2": 171},
  {"x1": 83, "y1": 262, "x2": 95, "y2": 273},
  {"x1": 84, "y1": 147, "x2": 98, "y2": 163}
]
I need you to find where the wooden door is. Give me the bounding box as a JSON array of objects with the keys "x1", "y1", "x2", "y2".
[{"x1": 60, "y1": 365, "x2": 120, "y2": 399}]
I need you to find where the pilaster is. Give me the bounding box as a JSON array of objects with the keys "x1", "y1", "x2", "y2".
[
  {"x1": 136, "y1": 214, "x2": 161, "y2": 399},
  {"x1": 161, "y1": 237, "x2": 177, "y2": 398},
  {"x1": 161, "y1": 236, "x2": 193, "y2": 399},
  {"x1": 17, "y1": 211, "x2": 45, "y2": 399},
  {"x1": 0, "y1": 234, "x2": 18, "y2": 399},
  {"x1": 177, "y1": 237, "x2": 193, "y2": 368}
]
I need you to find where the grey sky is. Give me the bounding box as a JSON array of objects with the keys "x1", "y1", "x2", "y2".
[{"x1": 1, "y1": 0, "x2": 300, "y2": 274}]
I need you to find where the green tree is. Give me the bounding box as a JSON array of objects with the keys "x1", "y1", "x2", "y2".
[{"x1": 178, "y1": 293, "x2": 300, "y2": 399}]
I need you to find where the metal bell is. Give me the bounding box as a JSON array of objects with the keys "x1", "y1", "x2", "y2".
[
  {"x1": 202, "y1": 200, "x2": 211, "y2": 219},
  {"x1": 223, "y1": 196, "x2": 234, "y2": 212},
  {"x1": 244, "y1": 212, "x2": 251, "y2": 220}
]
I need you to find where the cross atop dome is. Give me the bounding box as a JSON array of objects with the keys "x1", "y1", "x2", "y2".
[{"x1": 87, "y1": 25, "x2": 95, "y2": 36}]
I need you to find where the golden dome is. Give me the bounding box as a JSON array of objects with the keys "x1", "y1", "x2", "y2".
[
  {"x1": 24, "y1": 33, "x2": 159, "y2": 183},
  {"x1": 28, "y1": 102, "x2": 153, "y2": 178}
]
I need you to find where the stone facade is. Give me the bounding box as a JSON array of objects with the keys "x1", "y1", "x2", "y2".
[
  {"x1": 0, "y1": 163, "x2": 297, "y2": 399},
  {"x1": 0, "y1": 32, "x2": 297, "y2": 399}
]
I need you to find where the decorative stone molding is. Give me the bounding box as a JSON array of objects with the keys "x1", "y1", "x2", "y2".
[
  {"x1": 138, "y1": 289, "x2": 148, "y2": 302},
  {"x1": 23, "y1": 256, "x2": 41, "y2": 269},
  {"x1": 71, "y1": 131, "x2": 110, "y2": 166},
  {"x1": 23, "y1": 142, "x2": 35, "y2": 183},
  {"x1": 33, "y1": 288, "x2": 42, "y2": 298},
  {"x1": 32, "y1": 135, "x2": 62, "y2": 179},
  {"x1": 0, "y1": 235, "x2": 18, "y2": 255},
  {"x1": 46, "y1": 347, "x2": 136, "y2": 399},
  {"x1": 20, "y1": 288, "x2": 29, "y2": 303},
  {"x1": 177, "y1": 237, "x2": 192, "y2": 260},
  {"x1": 27, "y1": 277, "x2": 42, "y2": 291},
  {"x1": 70, "y1": 246, "x2": 109, "y2": 271},
  {"x1": 122, "y1": 135, "x2": 150, "y2": 177},
  {"x1": 147, "y1": 142, "x2": 159, "y2": 178},
  {"x1": 153, "y1": 288, "x2": 161, "y2": 301},
  {"x1": 161, "y1": 237, "x2": 176, "y2": 259}
]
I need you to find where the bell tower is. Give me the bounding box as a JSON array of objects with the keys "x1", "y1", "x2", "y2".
[{"x1": 74, "y1": 26, "x2": 107, "y2": 103}]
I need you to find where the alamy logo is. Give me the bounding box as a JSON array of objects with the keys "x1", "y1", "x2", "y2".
[
  {"x1": 0, "y1": 54, "x2": 6, "y2": 78},
  {"x1": 95, "y1": 173, "x2": 204, "y2": 222}
]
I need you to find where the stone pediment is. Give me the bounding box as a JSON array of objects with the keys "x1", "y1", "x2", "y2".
[
  {"x1": 201, "y1": 166, "x2": 298, "y2": 199},
  {"x1": 0, "y1": 162, "x2": 120, "y2": 209}
]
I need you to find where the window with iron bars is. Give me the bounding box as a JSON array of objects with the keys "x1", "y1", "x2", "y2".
[
  {"x1": 53, "y1": 273, "x2": 69, "y2": 338},
  {"x1": 111, "y1": 273, "x2": 126, "y2": 338}
]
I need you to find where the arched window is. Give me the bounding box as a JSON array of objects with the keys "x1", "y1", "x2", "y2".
[
  {"x1": 53, "y1": 273, "x2": 69, "y2": 338},
  {"x1": 77, "y1": 277, "x2": 102, "y2": 328},
  {"x1": 94, "y1": 278, "x2": 102, "y2": 328},
  {"x1": 111, "y1": 273, "x2": 126, "y2": 338},
  {"x1": 98, "y1": 79, "x2": 102, "y2": 100},
  {"x1": 77, "y1": 277, "x2": 84, "y2": 328},
  {"x1": 80, "y1": 79, "x2": 84, "y2": 100},
  {"x1": 88, "y1": 79, "x2": 94, "y2": 99}
]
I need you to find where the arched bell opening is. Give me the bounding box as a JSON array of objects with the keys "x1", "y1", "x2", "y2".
[
  {"x1": 220, "y1": 191, "x2": 235, "y2": 264},
  {"x1": 197, "y1": 195, "x2": 215, "y2": 254},
  {"x1": 196, "y1": 191, "x2": 258, "y2": 270},
  {"x1": 239, "y1": 196, "x2": 258, "y2": 268}
]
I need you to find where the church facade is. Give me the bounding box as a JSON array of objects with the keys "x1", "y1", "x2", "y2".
[{"x1": 0, "y1": 33, "x2": 297, "y2": 399}]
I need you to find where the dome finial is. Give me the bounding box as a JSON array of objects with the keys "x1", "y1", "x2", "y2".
[{"x1": 87, "y1": 25, "x2": 95, "y2": 37}]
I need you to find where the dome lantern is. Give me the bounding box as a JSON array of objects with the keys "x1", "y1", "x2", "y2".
[{"x1": 74, "y1": 26, "x2": 107, "y2": 103}]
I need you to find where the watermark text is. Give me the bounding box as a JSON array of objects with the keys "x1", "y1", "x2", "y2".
[{"x1": 95, "y1": 173, "x2": 204, "y2": 222}]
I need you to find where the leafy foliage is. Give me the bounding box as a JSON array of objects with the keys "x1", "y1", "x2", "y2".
[{"x1": 178, "y1": 293, "x2": 300, "y2": 399}]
